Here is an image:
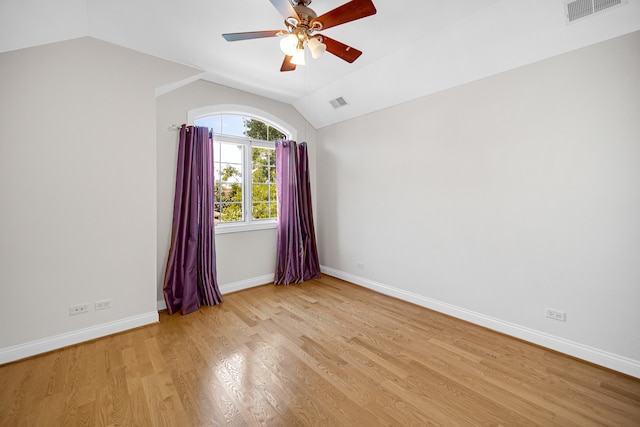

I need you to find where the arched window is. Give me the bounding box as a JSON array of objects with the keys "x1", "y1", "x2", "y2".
[{"x1": 189, "y1": 106, "x2": 295, "y2": 233}]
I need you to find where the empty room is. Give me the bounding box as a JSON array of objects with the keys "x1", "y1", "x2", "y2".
[{"x1": 1, "y1": 0, "x2": 639, "y2": 425}]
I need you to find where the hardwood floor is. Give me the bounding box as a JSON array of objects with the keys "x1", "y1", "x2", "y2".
[{"x1": 1, "y1": 275, "x2": 639, "y2": 426}]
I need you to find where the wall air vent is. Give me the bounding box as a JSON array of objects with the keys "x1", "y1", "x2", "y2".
[
  {"x1": 565, "y1": 0, "x2": 626, "y2": 23},
  {"x1": 329, "y1": 97, "x2": 348, "y2": 109}
]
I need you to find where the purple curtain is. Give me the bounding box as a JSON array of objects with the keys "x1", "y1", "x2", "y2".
[
  {"x1": 163, "y1": 125, "x2": 222, "y2": 314},
  {"x1": 274, "y1": 140, "x2": 320, "y2": 285}
]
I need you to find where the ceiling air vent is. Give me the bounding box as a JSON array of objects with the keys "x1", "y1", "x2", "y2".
[
  {"x1": 565, "y1": 0, "x2": 626, "y2": 23},
  {"x1": 329, "y1": 97, "x2": 348, "y2": 109}
]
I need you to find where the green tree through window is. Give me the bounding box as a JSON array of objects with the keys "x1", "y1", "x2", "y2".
[
  {"x1": 244, "y1": 118, "x2": 283, "y2": 221},
  {"x1": 217, "y1": 161, "x2": 243, "y2": 222}
]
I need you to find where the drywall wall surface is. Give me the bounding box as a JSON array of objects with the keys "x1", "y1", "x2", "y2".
[
  {"x1": 156, "y1": 79, "x2": 317, "y2": 301},
  {"x1": 316, "y1": 31, "x2": 640, "y2": 362},
  {"x1": 0, "y1": 37, "x2": 200, "y2": 354}
]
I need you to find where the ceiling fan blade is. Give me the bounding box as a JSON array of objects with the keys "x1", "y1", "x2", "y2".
[
  {"x1": 322, "y1": 36, "x2": 362, "y2": 63},
  {"x1": 268, "y1": 0, "x2": 299, "y2": 20},
  {"x1": 280, "y1": 55, "x2": 297, "y2": 72},
  {"x1": 222, "y1": 30, "x2": 282, "y2": 41},
  {"x1": 312, "y1": 0, "x2": 377, "y2": 31}
]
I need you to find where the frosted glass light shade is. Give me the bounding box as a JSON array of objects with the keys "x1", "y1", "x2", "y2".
[
  {"x1": 280, "y1": 34, "x2": 298, "y2": 56},
  {"x1": 291, "y1": 49, "x2": 306, "y2": 65},
  {"x1": 308, "y1": 37, "x2": 326, "y2": 59}
]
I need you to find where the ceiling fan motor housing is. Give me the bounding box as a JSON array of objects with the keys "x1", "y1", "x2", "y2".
[{"x1": 293, "y1": 4, "x2": 317, "y2": 23}]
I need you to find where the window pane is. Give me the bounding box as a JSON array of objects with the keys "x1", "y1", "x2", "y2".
[
  {"x1": 244, "y1": 118, "x2": 268, "y2": 139},
  {"x1": 195, "y1": 115, "x2": 286, "y2": 142},
  {"x1": 219, "y1": 163, "x2": 242, "y2": 184},
  {"x1": 213, "y1": 205, "x2": 222, "y2": 224},
  {"x1": 219, "y1": 183, "x2": 242, "y2": 203},
  {"x1": 195, "y1": 116, "x2": 221, "y2": 134},
  {"x1": 216, "y1": 139, "x2": 244, "y2": 222},
  {"x1": 220, "y1": 203, "x2": 243, "y2": 222},
  {"x1": 252, "y1": 147, "x2": 272, "y2": 167},
  {"x1": 219, "y1": 143, "x2": 243, "y2": 164},
  {"x1": 252, "y1": 166, "x2": 270, "y2": 184},
  {"x1": 252, "y1": 147, "x2": 275, "y2": 197},
  {"x1": 252, "y1": 186, "x2": 278, "y2": 219},
  {"x1": 252, "y1": 201, "x2": 277, "y2": 220},
  {"x1": 221, "y1": 115, "x2": 247, "y2": 137},
  {"x1": 252, "y1": 183, "x2": 269, "y2": 202},
  {"x1": 214, "y1": 183, "x2": 222, "y2": 204},
  {"x1": 268, "y1": 125, "x2": 286, "y2": 141},
  {"x1": 252, "y1": 202, "x2": 268, "y2": 220}
]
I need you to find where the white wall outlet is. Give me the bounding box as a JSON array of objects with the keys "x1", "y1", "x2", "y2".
[
  {"x1": 95, "y1": 299, "x2": 112, "y2": 310},
  {"x1": 356, "y1": 262, "x2": 364, "y2": 269},
  {"x1": 69, "y1": 304, "x2": 88, "y2": 316},
  {"x1": 545, "y1": 308, "x2": 566, "y2": 322}
]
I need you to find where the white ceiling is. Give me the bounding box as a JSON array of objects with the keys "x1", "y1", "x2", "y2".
[{"x1": 2, "y1": 0, "x2": 639, "y2": 128}]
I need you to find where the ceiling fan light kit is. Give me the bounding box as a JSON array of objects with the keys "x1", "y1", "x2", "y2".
[
  {"x1": 222, "y1": 0, "x2": 377, "y2": 72},
  {"x1": 279, "y1": 33, "x2": 299, "y2": 56},
  {"x1": 307, "y1": 36, "x2": 326, "y2": 59},
  {"x1": 291, "y1": 48, "x2": 306, "y2": 65}
]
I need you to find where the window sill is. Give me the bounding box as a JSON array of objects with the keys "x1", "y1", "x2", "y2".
[{"x1": 214, "y1": 221, "x2": 278, "y2": 234}]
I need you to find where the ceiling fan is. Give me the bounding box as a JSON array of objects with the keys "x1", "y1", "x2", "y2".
[{"x1": 222, "y1": 0, "x2": 377, "y2": 72}]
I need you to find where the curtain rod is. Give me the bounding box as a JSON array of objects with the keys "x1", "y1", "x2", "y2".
[{"x1": 168, "y1": 125, "x2": 214, "y2": 139}]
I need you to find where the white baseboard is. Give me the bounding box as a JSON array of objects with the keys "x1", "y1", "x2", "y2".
[
  {"x1": 219, "y1": 274, "x2": 274, "y2": 293},
  {"x1": 321, "y1": 266, "x2": 640, "y2": 379},
  {"x1": 157, "y1": 274, "x2": 274, "y2": 311},
  {"x1": 0, "y1": 311, "x2": 159, "y2": 365}
]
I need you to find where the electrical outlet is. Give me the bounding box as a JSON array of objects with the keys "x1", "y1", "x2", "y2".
[
  {"x1": 69, "y1": 304, "x2": 88, "y2": 316},
  {"x1": 356, "y1": 262, "x2": 364, "y2": 269},
  {"x1": 95, "y1": 299, "x2": 112, "y2": 310},
  {"x1": 545, "y1": 308, "x2": 566, "y2": 322}
]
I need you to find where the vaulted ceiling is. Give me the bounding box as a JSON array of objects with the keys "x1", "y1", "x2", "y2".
[{"x1": 2, "y1": 0, "x2": 639, "y2": 128}]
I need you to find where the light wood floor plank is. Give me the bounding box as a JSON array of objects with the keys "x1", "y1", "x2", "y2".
[{"x1": 1, "y1": 275, "x2": 639, "y2": 426}]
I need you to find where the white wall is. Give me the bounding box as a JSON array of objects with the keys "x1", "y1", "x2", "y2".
[
  {"x1": 0, "y1": 37, "x2": 200, "y2": 362},
  {"x1": 316, "y1": 31, "x2": 640, "y2": 376},
  {"x1": 156, "y1": 80, "x2": 317, "y2": 303}
]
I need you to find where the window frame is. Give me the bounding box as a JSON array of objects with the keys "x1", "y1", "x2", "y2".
[{"x1": 188, "y1": 105, "x2": 296, "y2": 234}]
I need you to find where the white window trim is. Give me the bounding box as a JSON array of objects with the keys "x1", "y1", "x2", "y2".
[{"x1": 188, "y1": 105, "x2": 294, "y2": 234}]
